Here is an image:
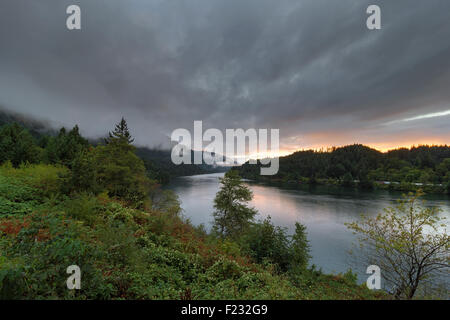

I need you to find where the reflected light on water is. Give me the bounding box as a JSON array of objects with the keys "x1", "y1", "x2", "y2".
[{"x1": 168, "y1": 173, "x2": 450, "y2": 280}]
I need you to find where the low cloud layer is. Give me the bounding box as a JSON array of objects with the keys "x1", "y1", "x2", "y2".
[{"x1": 0, "y1": 0, "x2": 449, "y2": 151}]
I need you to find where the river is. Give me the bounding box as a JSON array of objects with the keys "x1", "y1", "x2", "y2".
[{"x1": 167, "y1": 172, "x2": 450, "y2": 282}]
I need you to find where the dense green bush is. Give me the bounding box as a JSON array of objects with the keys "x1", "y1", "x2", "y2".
[
  {"x1": 241, "y1": 217, "x2": 291, "y2": 271},
  {"x1": 0, "y1": 163, "x2": 69, "y2": 198},
  {"x1": 1, "y1": 212, "x2": 112, "y2": 299},
  {"x1": 240, "y1": 217, "x2": 310, "y2": 274}
]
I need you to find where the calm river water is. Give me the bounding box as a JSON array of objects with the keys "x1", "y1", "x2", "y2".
[{"x1": 167, "y1": 172, "x2": 450, "y2": 282}]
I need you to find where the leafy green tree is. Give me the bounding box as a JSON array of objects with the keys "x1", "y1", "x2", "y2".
[
  {"x1": 70, "y1": 149, "x2": 100, "y2": 194},
  {"x1": 0, "y1": 123, "x2": 40, "y2": 167},
  {"x1": 346, "y1": 192, "x2": 449, "y2": 299},
  {"x1": 241, "y1": 217, "x2": 310, "y2": 273},
  {"x1": 213, "y1": 170, "x2": 257, "y2": 239}
]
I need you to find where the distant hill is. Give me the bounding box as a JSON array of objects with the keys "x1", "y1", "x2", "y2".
[
  {"x1": 136, "y1": 147, "x2": 229, "y2": 184},
  {"x1": 235, "y1": 144, "x2": 450, "y2": 193},
  {"x1": 0, "y1": 107, "x2": 57, "y2": 138}
]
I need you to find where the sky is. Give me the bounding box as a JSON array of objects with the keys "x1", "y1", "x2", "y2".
[{"x1": 0, "y1": 0, "x2": 449, "y2": 155}]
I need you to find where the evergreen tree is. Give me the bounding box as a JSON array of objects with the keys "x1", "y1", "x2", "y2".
[
  {"x1": 242, "y1": 217, "x2": 291, "y2": 271},
  {"x1": 95, "y1": 119, "x2": 152, "y2": 207},
  {"x1": 289, "y1": 222, "x2": 311, "y2": 272},
  {"x1": 45, "y1": 125, "x2": 88, "y2": 168},
  {"x1": 106, "y1": 117, "x2": 134, "y2": 145},
  {"x1": 0, "y1": 123, "x2": 40, "y2": 167},
  {"x1": 213, "y1": 170, "x2": 257, "y2": 239}
]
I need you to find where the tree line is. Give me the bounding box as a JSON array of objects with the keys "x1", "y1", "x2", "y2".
[
  {"x1": 0, "y1": 116, "x2": 224, "y2": 187},
  {"x1": 237, "y1": 144, "x2": 450, "y2": 193}
]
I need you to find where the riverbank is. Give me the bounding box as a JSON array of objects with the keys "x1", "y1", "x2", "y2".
[
  {"x1": 238, "y1": 175, "x2": 450, "y2": 195},
  {"x1": 168, "y1": 173, "x2": 450, "y2": 286}
]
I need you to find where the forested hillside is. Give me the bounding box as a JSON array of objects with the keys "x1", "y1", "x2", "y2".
[
  {"x1": 237, "y1": 144, "x2": 450, "y2": 193},
  {"x1": 136, "y1": 148, "x2": 228, "y2": 184},
  {"x1": 0, "y1": 108, "x2": 225, "y2": 184}
]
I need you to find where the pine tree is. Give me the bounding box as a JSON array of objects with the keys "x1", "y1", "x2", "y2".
[
  {"x1": 106, "y1": 117, "x2": 134, "y2": 145},
  {"x1": 0, "y1": 123, "x2": 40, "y2": 167},
  {"x1": 290, "y1": 222, "x2": 311, "y2": 272},
  {"x1": 44, "y1": 125, "x2": 88, "y2": 168},
  {"x1": 95, "y1": 118, "x2": 151, "y2": 207}
]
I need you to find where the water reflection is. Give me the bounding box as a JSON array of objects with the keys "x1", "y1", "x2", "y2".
[{"x1": 167, "y1": 173, "x2": 450, "y2": 280}]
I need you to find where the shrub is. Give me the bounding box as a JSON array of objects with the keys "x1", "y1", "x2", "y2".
[
  {"x1": 205, "y1": 257, "x2": 245, "y2": 282},
  {"x1": 2, "y1": 212, "x2": 112, "y2": 299},
  {"x1": 69, "y1": 149, "x2": 100, "y2": 194},
  {"x1": 0, "y1": 255, "x2": 26, "y2": 299},
  {"x1": 0, "y1": 163, "x2": 69, "y2": 198},
  {"x1": 241, "y1": 217, "x2": 291, "y2": 272},
  {"x1": 63, "y1": 193, "x2": 104, "y2": 226}
]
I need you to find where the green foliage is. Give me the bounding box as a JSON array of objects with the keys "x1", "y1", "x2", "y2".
[
  {"x1": 0, "y1": 123, "x2": 41, "y2": 167},
  {"x1": 290, "y1": 222, "x2": 311, "y2": 273},
  {"x1": 0, "y1": 163, "x2": 69, "y2": 198},
  {"x1": 346, "y1": 191, "x2": 449, "y2": 299},
  {"x1": 94, "y1": 143, "x2": 152, "y2": 207},
  {"x1": 213, "y1": 170, "x2": 257, "y2": 239},
  {"x1": 0, "y1": 197, "x2": 35, "y2": 216},
  {"x1": 84, "y1": 118, "x2": 155, "y2": 207},
  {"x1": 69, "y1": 149, "x2": 100, "y2": 194},
  {"x1": 0, "y1": 255, "x2": 26, "y2": 299},
  {"x1": 205, "y1": 257, "x2": 245, "y2": 282},
  {"x1": 63, "y1": 193, "x2": 104, "y2": 226},
  {"x1": 44, "y1": 125, "x2": 89, "y2": 168},
  {"x1": 241, "y1": 217, "x2": 291, "y2": 271},
  {"x1": 241, "y1": 217, "x2": 310, "y2": 274},
  {"x1": 1, "y1": 212, "x2": 112, "y2": 299}
]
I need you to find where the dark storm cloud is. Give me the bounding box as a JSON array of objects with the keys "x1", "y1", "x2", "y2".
[{"x1": 0, "y1": 0, "x2": 449, "y2": 149}]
